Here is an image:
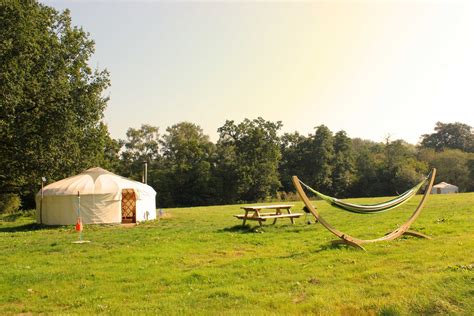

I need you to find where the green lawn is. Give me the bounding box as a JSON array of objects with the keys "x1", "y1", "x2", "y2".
[{"x1": 1, "y1": 193, "x2": 473, "y2": 315}]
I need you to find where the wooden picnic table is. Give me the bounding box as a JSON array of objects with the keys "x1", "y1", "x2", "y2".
[{"x1": 234, "y1": 204, "x2": 302, "y2": 226}]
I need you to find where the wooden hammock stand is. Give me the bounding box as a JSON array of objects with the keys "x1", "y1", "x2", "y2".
[{"x1": 292, "y1": 168, "x2": 436, "y2": 251}]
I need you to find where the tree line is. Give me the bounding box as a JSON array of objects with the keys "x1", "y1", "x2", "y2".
[
  {"x1": 1, "y1": 2, "x2": 473, "y2": 211},
  {"x1": 117, "y1": 120, "x2": 474, "y2": 208}
]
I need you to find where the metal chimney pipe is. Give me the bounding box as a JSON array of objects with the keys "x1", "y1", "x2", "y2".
[
  {"x1": 40, "y1": 177, "x2": 46, "y2": 224},
  {"x1": 143, "y1": 161, "x2": 148, "y2": 184}
]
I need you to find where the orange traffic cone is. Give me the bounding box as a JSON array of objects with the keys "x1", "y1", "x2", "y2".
[{"x1": 75, "y1": 217, "x2": 83, "y2": 232}]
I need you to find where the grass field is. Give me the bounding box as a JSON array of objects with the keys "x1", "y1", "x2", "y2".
[{"x1": 1, "y1": 193, "x2": 473, "y2": 315}]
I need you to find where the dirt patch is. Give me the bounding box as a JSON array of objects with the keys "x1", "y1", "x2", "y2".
[
  {"x1": 158, "y1": 213, "x2": 172, "y2": 219},
  {"x1": 120, "y1": 223, "x2": 137, "y2": 228}
]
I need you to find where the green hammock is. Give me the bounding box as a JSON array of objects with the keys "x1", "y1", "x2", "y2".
[{"x1": 298, "y1": 175, "x2": 429, "y2": 214}]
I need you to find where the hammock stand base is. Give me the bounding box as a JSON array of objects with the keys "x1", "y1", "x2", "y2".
[
  {"x1": 292, "y1": 168, "x2": 436, "y2": 251},
  {"x1": 329, "y1": 230, "x2": 431, "y2": 251}
]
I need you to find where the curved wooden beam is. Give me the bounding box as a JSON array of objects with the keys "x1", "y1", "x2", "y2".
[
  {"x1": 331, "y1": 239, "x2": 366, "y2": 251},
  {"x1": 292, "y1": 169, "x2": 436, "y2": 250}
]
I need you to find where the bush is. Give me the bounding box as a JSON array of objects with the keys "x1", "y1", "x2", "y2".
[
  {"x1": 0, "y1": 194, "x2": 22, "y2": 214},
  {"x1": 274, "y1": 191, "x2": 300, "y2": 202}
]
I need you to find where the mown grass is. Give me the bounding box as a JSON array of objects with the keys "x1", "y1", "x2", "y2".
[{"x1": 1, "y1": 193, "x2": 473, "y2": 315}]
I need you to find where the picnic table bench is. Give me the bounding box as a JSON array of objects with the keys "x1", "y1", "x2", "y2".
[{"x1": 234, "y1": 204, "x2": 302, "y2": 226}]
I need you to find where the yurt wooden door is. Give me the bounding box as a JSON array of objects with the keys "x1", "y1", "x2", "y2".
[{"x1": 121, "y1": 189, "x2": 136, "y2": 223}]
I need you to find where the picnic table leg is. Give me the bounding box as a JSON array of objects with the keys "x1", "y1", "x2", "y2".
[
  {"x1": 272, "y1": 208, "x2": 282, "y2": 225},
  {"x1": 287, "y1": 207, "x2": 295, "y2": 224},
  {"x1": 242, "y1": 210, "x2": 249, "y2": 226},
  {"x1": 255, "y1": 209, "x2": 264, "y2": 227}
]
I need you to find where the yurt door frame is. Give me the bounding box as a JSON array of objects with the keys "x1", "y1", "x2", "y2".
[{"x1": 121, "y1": 189, "x2": 136, "y2": 223}]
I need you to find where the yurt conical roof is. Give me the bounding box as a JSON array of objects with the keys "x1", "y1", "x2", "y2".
[{"x1": 38, "y1": 167, "x2": 155, "y2": 199}]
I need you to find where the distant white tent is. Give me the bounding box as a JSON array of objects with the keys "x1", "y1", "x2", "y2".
[
  {"x1": 431, "y1": 182, "x2": 459, "y2": 194},
  {"x1": 36, "y1": 167, "x2": 156, "y2": 225}
]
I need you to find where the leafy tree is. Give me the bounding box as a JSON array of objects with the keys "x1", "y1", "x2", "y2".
[
  {"x1": 278, "y1": 132, "x2": 308, "y2": 192},
  {"x1": 468, "y1": 159, "x2": 474, "y2": 191},
  {"x1": 350, "y1": 139, "x2": 384, "y2": 197},
  {"x1": 332, "y1": 131, "x2": 355, "y2": 197},
  {"x1": 0, "y1": 2, "x2": 112, "y2": 206},
  {"x1": 306, "y1": 125, "x2": 334, "y2": 193},
  {"x1": 217, "y1": 118, "x2": 282, "y2": 202},
  {"x1": 380, "y1": 140, "x2": 427, "y2": 195},
  {"x1": 420, "y1": 122, "x2": 474, "y2": 152},
  {"x1": 100, "y1": 130, "x2": 122, "y2": 173},
  {"x1": 213, "y1": 139, "x2": 240, "y2": 204},
  {"x1": 155, "y1": 122, "x2": 216, "y2": 207},
  {"x1": 120, "y1": 124, "x2": 160, "y2": 180},
  {"x1": 0, "y1": 193, "x2": 21, "y2": 214},
  {"x1": 418, "y1": 148, "x2": 473, "y2": 192},
  {"x1": 351, "y1": 139, "x2": 427, "y2": 197}
]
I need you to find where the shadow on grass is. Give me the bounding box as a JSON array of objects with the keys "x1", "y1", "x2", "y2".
[
  {"x1": 217, "y1": 224, "x2": 263, "y2": 234},
  {"x1": 314, "y1": 242, "x2": 362, "y2": 252},
  {"x1": 0, "y1": 222, "x2": 62, "y2": 233}
]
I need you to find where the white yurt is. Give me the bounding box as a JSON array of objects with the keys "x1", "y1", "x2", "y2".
[
  {"x1": 430, "y1": 182, "x2": 459, "y2": 194},
  {"x1": 36, "y1": 167, "x2": 156, "y2": 225}
]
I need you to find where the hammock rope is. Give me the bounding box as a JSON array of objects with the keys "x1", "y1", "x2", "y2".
[{"x1": 298, "y1": 174, "x2": 430, "y2": 214}]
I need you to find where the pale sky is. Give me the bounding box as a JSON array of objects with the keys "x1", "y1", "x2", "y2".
[{"x1": 43, "y1": 0, "x2": 474, "y2": 144}]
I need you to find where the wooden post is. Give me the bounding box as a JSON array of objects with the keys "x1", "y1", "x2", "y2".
[
  {"x1": 72, "y1": 191, "x2": 90, "y2": 244},
  {"x1": 287, "y1": 207, "x2": 295, "y2": 224},
  {"x1": 255, "y1": 209, "x2": 263, "y2": 227},
  {"x1": 77, "y1": 191, "x2": 82, "y2": 241},
  {"x1": 242, "y1": 209, "x2": 248, "y2": 226},
  {"x1": 40, "y1": 177, "x2": 46, "y2": 224}
]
